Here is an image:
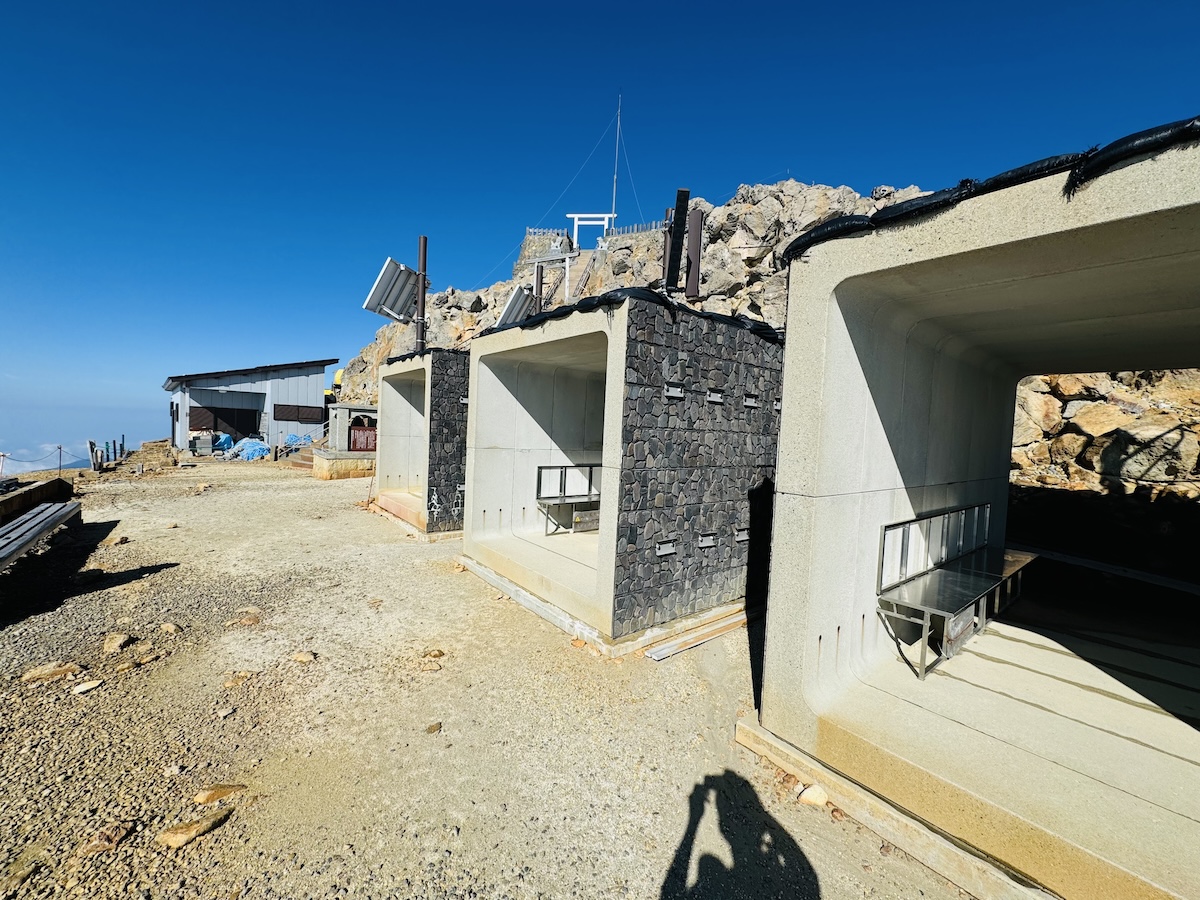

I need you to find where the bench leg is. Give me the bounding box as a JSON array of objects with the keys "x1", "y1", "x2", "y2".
[{"x1": 919, "y1": 613, "x2": 930, "y2": 680}]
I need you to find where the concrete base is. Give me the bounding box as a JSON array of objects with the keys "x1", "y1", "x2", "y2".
[
  {"x1": 368, "y1": 500, "x2": 462, "y2": 543},
  {"x1": 734, "y1": 719, "x2": 1053, "y2": 900},
  {"x1": 458, "y1": 555, "x2": 747, "y2": 657},
  {"x1": 312, "y1": 449, "x2": 375, "y2": 480}
]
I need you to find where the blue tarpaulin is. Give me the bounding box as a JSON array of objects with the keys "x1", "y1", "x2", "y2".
[
  {"x1": 227, "y1": 438, "x2": 271, "y2": 461},
  {"x1": 212, "y1": 433, "x2": 233, "y2": 452},
  {"x1": 284, "y1": 434, "x2": 313, "y2": 448}
]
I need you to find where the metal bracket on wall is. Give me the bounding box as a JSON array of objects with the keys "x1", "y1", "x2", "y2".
[
  {"x1": 743, "y1": 394, "x2": 761, "y2": 409},
  {"x1": 734, "y1": 527, "x2": 750, "y2": 543},
  {"x1": 459, "y1": 396, "x2": 469, "y2": 405},
  {"x1": 664, "y1": 382, "x2": 685, "y2": 400},
  {"x1": 656, "y1": 537, "x2": 678, "y2": 557},
  {"x1": 706, "y1": 389, "x2": 724, "y2": 404},
  {"x1": 698, "y1": 532, "x2": 716, "y2": 549},
  {"x1": 773, "y1": 398, "x2": 782, "y2": 412}
]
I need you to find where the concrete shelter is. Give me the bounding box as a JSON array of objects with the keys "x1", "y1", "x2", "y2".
[
  {"x1": 463, "y1": 290, "x2": 782, "y2": 651},
  {"x1": 164, "y1": 358, "x2": 337, "y2": 450},
  {"x1": 756, "y1": 139, "x2": 1200, "y2": 897},
  {"x1": 374, "y1": 349, "x2": 469, "y2": 534}
]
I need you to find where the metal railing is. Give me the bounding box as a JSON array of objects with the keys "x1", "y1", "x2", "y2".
[
  {"x1": 605, "y1": 219, "x2": 668, "y2": 237},
  {"x1": 525, "y1": 227, "x2": 568, "y2": 237},
  {"x1": 536, "y1": 465, "x2": 602, "y2": 502}
]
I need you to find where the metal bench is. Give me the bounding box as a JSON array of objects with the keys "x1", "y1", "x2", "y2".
[
  {"x1": 0, "y1": 501, "x2": 82, "y2": 572},
  {"x1": 536, "y1": 464, "x2": 601, "y2": 535},
  {"x1": 876, "y1": 503, "x2": 1037, "y2": 679}
]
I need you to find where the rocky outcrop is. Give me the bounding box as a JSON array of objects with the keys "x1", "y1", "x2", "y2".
[
  {"x1": 1011, "y1": 371, "x2": 1200, "y2": 498},
  {"x1": 339, "y1": 179, "x2": 922, "y2": 404}
]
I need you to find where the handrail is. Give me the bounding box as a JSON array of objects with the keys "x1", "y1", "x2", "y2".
[{"x1": 536, "y1": 464, "x2": 601, "y2": 502}]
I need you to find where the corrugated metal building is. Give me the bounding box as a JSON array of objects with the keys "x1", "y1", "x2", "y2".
[{"x1": 163, "y1": 359, "x2": 339, "y2": 449}]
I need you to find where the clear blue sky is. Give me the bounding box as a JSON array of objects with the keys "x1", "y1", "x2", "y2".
[{"x1": 1, "y1": 1, "x2": 1196, "y2": 471}]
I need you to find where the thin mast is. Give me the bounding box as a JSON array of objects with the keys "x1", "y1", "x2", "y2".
[{"x1": 611, "y1": 94, "x2": 621, "y2": 218}]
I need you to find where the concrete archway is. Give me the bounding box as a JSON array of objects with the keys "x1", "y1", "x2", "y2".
[{"x1": 759, "y1": 143, "x2": 1200, "y2": 897}]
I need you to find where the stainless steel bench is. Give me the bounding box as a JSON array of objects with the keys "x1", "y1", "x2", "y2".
[
  {"x1": 0, "y1": 501, "x2": 82, "y2": 572},
  {"x1": 877, "y1": 503, "x2": 1037, "y2": 679},
  {"x1": 536, "y1": 464, "x2": 601, "y2": 535}
]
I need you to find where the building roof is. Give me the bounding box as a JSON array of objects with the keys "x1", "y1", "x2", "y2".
[{"x1": 163, "y1": 358, "x2": 339, "y2": 392}]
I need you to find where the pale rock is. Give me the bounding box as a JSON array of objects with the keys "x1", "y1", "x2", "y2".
[
  {"x1": 291, "y1": 651, "x2": 317, "y2": 664},
  {"x1": 71, "y1": 680, "x2": 103, "y2": 695},
  {"x1": 1049, "y1": 432, "x2": 1089, "y2": 465},
  {"x1": 426, "y1": 722, "x2": 442, "y2": 734},
  {"x1": 1048, "y1": 373, "x2": 1111, "y2": 400},
  {"x1": 115, "y1": 661, "x2": 138, "y2": 673},
  {"x1": 1027, "y1": 442, "x2": 1051, "y2": 466},
  {"x1": 103, "y1": 633, "x2": 132, "y2": 654},
  {"x1": 798, "y1": 783, "x2": 829, "y2": 806},
  {"x1": 1018, "y1": 390, "x2": 1062, "y2": 435},
  {"x1": 223, "y1": 671, "x2": 253, "y2": 689},
  {"x1": 1010, "y1": 447, "x2": 1033, "y2": 470},
  {"x1": 21, "y1": 661, "x2": 82, "y2": 683},
  {"x1": 1099, "y1": 412, "x2": 1200, "y2": 481},
  {"x1": 194, "y1": 784, "x2": 246, "y2": 805},
  {"x1": 422, "y1": 649, "x2": 444, "y2": 659},
  {"x1": 163, "y1": 764, "x2": 183, "y2": 776},
  {"x1": 155, "y1": 808, "x2": 233, "y2": 848},
  {"x1": 1011, "y1": 408, "x2": 1043, "y2": 446},
  {"x1": 421, "y1": 661, "x2": 443, "y2": 672},
  {"x1": 160, "y1": 622, "x2": 182, "y2": 635},
  {"x1": 1018, "y1": 375, "x2": 1051, "y2": 393},
  {"x1": 216, "y1": 707, "x2": 235, "y2": 719},
  {"x1": 1071, "y1": 402, "x2": 1136, "y2": 438}
]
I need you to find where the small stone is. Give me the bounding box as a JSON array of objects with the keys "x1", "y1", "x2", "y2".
[
  {"x1": 570, "y1": 639, "x2": 586, "y2": 649},
  {"x1": 223, "y1": 672, "x2": 253, "y2": 689},
  {"x1": 103, "y1": 633, "x2": 133, "y2": 654},
  {"x1": 422, "y1": 649, "x2": 444, "y2": 659},
  {"x1": 78, "y1": 821, "x2": 132, "y2": 856},
  {"x1": 102, "y1": 535, "x2": 130, "y2": 547},
  {"x1": 798, "y1": 783, "x2": 828, "y2": 807},
  {"x1": 494, "y1": 593, "x2": 504, "y2": 601},
  {"x1": 830, "y1": 807, "x2": 847, "y2": 822},
  {"x1": 237, "y1": 615, "x2": 261, "y2": 627},
  {"x1": 194, "y1": 784, "x2": 246, "y2": 805},
  {"x1": 139, "y1": 653, "x2": 161, "y2": 665},
  {"x1": 421, "y1": 661, "x2": 442, "y2": 672},
  {"x1": 217, "y1": 707, "x2": 235, "y2": 719},
  {"x1": 155, "y1": 808, "x2": 233, "y2": 849},
  {"x1": 425, "y1": 722, "x2": 442, "y2": 734},
  {"x1": 115, "y1": 661, "x2": 138, "y2": 673},
  {"x1": 71, "y1": 680, "x2": 103, "y2": 695},
  {"x1": 291, "y1": 651, "x2": 317, "y2": 664},
  {"x1": 21, "y1": 661, "x2": 82, "y2": 683},
  {"x1": 452, "y1": 563, "x2": 465, "y2": 573},
  {"x1": 880, "y1": 840, "x2": 894, "y2": 856},
  {"x1": 166, "y1": 523, "x2": 179, "y2": 528},
  {"x1": 160, "y1": 623, "x2": 182, "y2": 635},
  {"x1": 163, "y1": 764, "x2": 183, "y2": 777}
]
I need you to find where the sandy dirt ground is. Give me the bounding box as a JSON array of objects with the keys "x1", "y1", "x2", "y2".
[{"x1": 0, "y1": 463, "x2": 970, "y2": 899}]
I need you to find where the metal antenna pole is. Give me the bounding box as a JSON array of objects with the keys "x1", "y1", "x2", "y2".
[
  {"x1": 611, "y1": 94, "x2": 621, "y2": 218},
  {"x1": 57, "y1": 445, "x2": 62, "y2": 476},
  {"x1": 416, "y1": 235, "x2": 428, "y2": 353}
]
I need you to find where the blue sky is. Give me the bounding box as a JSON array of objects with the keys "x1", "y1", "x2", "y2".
[{"x1": 1, "y1": 1, "x2": 1197, "y2": 471}]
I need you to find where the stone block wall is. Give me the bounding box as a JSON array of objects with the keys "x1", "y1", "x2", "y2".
[
  {"x1": 611, "y1": 299, "x2": 783, "y2": 637},
  {"x1": 426, "y1": 350, "x2": 469, "y2": 532}
]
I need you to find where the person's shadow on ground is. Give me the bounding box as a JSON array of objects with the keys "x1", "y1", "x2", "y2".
[{"x1": 661, "y1": 769, "x2": 820, "y2": 899}]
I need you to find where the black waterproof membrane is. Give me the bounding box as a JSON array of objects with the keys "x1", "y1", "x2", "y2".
[
  {"x1": 778, "y1": 114, "x2": 1200, "y2": 265},
  {"x1": 483, "y1": 286, "x2": 785, "y2": 345}
]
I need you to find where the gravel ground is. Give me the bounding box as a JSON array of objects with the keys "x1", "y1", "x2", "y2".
[{"x1": 0, "y1": 463, "x2": 970, "y2": 899}]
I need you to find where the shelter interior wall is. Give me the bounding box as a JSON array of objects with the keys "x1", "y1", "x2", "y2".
[{"x1": 378, "y1": 369, "x2": 429, "y2": 496}]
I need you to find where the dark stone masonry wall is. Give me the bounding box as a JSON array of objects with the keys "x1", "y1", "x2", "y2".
[
  {"x1": 612, "y1": 299, "x2": 783, "y2": 637},
  {"x1": 425, "y1": 350, "x2": 469, "y2": 533}
]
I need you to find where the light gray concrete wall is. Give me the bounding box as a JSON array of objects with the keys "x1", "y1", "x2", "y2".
[
  {"x1": 761, "y1": 143, "x2": 1200, "y2": 751},
  {"x1": 465, "y1": 306, "x2": 629, "y2": 634},
  {"x1": 377, "y1": 358, "x2": 430, "y2": 496}
]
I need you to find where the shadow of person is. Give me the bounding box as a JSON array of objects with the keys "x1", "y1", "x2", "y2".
[{"x1": 661, "y1": 769, "x2": 820, "y2": 900}]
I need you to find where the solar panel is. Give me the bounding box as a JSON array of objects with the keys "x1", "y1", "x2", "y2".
[
  {"x1": 363, "y1": 257, "x2": 423, "y2": 323},
  {"x1": 496, "y1": 284, "x2": 537, "y2": 327}
]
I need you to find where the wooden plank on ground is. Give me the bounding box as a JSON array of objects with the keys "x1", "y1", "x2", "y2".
[
  {"x1": 644, "y1": 610, "x2": 749, "y2": 661},
  {"x1": 0, "y1": 501, "x2": 81, "y2": 570}
]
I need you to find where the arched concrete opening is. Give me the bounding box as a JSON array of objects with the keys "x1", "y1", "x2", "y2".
[{"x1": 759, "y1": 145, "x2": 1200, "y2": 897}]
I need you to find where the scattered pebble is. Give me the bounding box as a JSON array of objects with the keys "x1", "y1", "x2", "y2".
[
  {"x1": 194, "y1": 784, "x2": 246, "y2": 805},
  {"x1": 71, "y1": 680, "x2": 103, "y2": 695},
  {"x1": 798, "y1": 783, "x2": 829, "y2": 807},
  {"x1": 216, "y1": 707, "x2": 235, "y2": 719},
  {"x1": 103, "y1": 633, "x2": 132, "y2": 654},
  {"x1": 291, "y1": 650, "x2": 317, "y2": 664},
  {"x1": 425, "y1": 722, "x2": 442, "y2": 734},
  {"x1": 78, "y1": 821, "x2": 132, "y2": 856},
  {"x1": 21, "y1": 661, "x2": 82, "y2": 682},
  {"x1": 160, "y1": 622, "x2": 182, "y2": 634}
]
